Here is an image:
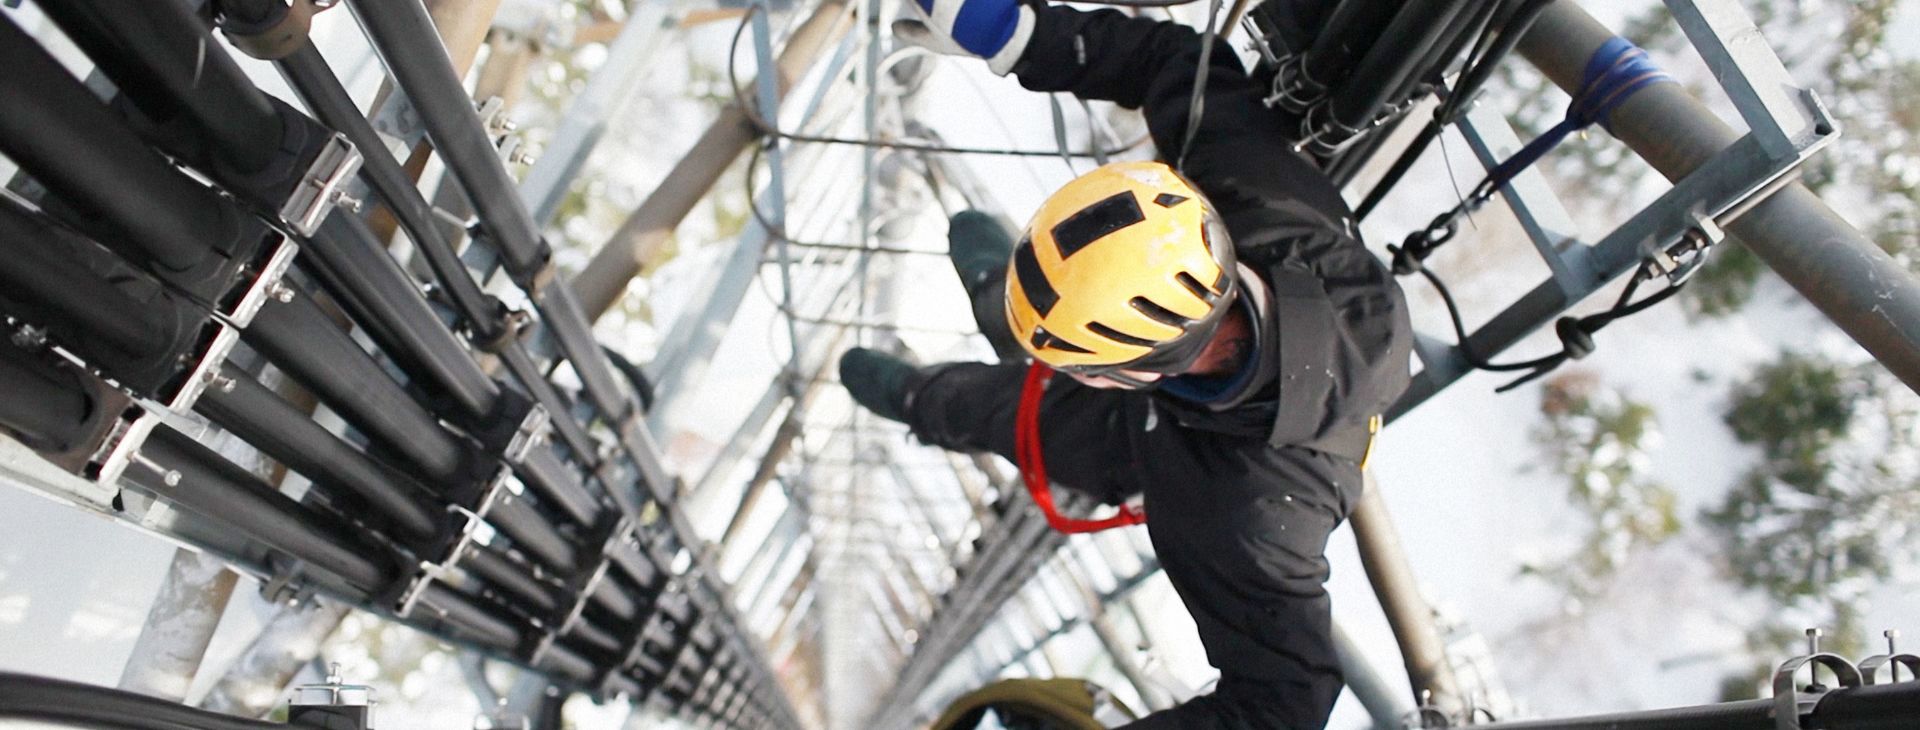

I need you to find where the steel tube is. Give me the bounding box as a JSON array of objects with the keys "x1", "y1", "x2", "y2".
[
  {"x1": 344, "y1": 0, "x2": 551, "y2": 283},
  {"x1": 118, "y1": 549, "x2": 239, "y2": 702},
  {"x1": 463, "y1": 545, "x2": 563, "y2": 615},
  {"x1": 515, "y1": 447, "x2": 603, "y2": 529},
  {"x1": 571, "y1": 0, "x2": 854, "y2": 320},
  {"x1": 0, "y1": 13, "x2": 229, "y2": 272},
  {"x1": 489, "y1": 496, "x2": 582, "y2": 572},
  {"x1": 416, "y1": 583, "x2": 525, "y2": 650},
  {"x1": 1350, "y1": 472, "x2": 1461, "y2": 714},
  {"x1": 0, "y1": 345, "x2": 94, "y2": 454},
  {"x1": 1516, "y1": 2, "x2": 1920, "y2": 391},
  {"x1": 0, "y1": 672, "x2": 286, "y2": 730},
  {"x1": 589, "y1": 575, "x2": 642, "y2": 622},
  {"x1": 135, "y1": 426, "x2": 395, "y2": 592},
  {"x1": 1297, "y1": 0, "x2": 1402, "y2": 96},
  {"x1": 198, "y1": 600, "x2": 352, "y2": 718},
  {"x1": 195, "y1": 364, "x2": 442, "y2": 544},
  {"x1": 1326, "y1": 0, "x2": 1472, "y2": 131},
  {"x1": 302, "y1": 213, "x2": 502, "y2": 423},
  {"x1": 35, "y1": 0, "x2": 283, "y2": 174},
  {"x1": 244, "y1": 287, "x2": 471, "y2": 483},
  {"x1": 1331, "y1": 619, "x2": 1413, "y2": 730},
  {"x1": 0, "y1": 199, "x2": 169, "y2": 357},
  {"x1": 277, "y1": 46, "x2": 502, "y2": 340},
  {"x1": 1473, "y1": 683, "x2": 1920, "y2": 729}
]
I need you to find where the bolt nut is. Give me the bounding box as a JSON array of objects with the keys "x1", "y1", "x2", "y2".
[
  {"x1": 270, "y1": 282, "x2": 295, "y2": 303},
  {"x1": 163, "y1": 470, "x2": 182, "y2": 487}
]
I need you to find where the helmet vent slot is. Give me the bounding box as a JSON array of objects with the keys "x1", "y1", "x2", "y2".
[
  {"x1": 1051, "y1": 191, "x2": 1145, "y2": 258},
  {"x1": 1012, "y1": 241, "x2": 1059, "y2": 317},
  {"x1": 1175, "y1": 272, "x2": 1215, "y2": 302},
  {"x1": 1087, "y1": 322, "x2": 1157, "y2": 348},
  {"x1": 1129, "y1": 297, "x2": 1191, "y2": 328},
  {"x1": 1030, "y1": 327, "x2": 1094, "y2": 354}
]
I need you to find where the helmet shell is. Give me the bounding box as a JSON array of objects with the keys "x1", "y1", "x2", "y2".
[{"x1": 1004, "y1": 161, "x2": 1236, "y2": 371}]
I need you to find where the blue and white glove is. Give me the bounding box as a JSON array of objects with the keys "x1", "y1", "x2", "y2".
[{"x1": 892, "y1": 0, "x2": 1035, "y2": 76}]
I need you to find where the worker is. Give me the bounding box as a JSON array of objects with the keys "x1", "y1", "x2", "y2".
[{"x1": 839, "y1": 0, "x2": 1413, "y2": 727}]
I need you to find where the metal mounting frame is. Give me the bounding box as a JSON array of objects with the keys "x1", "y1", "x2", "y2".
[{"x1": 1389, "y1": 0, "x2": 1839, "y2": 416}]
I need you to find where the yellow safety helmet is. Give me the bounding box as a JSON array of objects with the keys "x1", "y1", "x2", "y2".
[{"x1": 1004, "y1": 161, "x2": 1236, "y2": 375}]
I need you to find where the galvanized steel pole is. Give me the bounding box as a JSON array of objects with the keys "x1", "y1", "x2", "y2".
[
  {"x1": 198, "y1": 600, "x2": 352, "y2": 717},
  {"x1": 1351, "y1": 471, "x2": 1462, "y2": 715},
  {"x1": 1516, "y1": 2, "x2": 1920, "y2": 392},
  {"x1": 116, "y1": 550, "x2": 238, "y2": 702}
]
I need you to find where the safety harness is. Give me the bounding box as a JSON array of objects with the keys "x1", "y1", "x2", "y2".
[
  {"x1": 1015, "y1": 355, "x2": 1379, "y2": 535},
  {"x1": 1015, "y1": 361, "x2": 1149, "y2": 534}
]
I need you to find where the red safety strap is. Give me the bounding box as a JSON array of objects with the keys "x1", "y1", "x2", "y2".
[{"x1": 1014, "y1": 361, "x2": 1147, "y2": 534}]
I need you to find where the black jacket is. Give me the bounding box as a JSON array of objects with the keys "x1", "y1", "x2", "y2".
[
  {"x1": 906, "y1": 6, "x2": 1414, "y2": 729},
  {"x1": 1014, "y1": 4, "x2": 1413, "y2": 457}
]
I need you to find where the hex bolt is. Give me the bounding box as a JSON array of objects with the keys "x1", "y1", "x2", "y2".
[
  {"x1": 1807, "y1": 627, "x2": 1823, "y2": 654},
  {"x1": 1887, "y1": 629, "x2": 1901, "y2": 654},
  {"x1": 162, "y1": 470, "x2": 181, "y2": 487},
  {"x1": 269, "y1": 281, "x2": 296, "y2": 303},
  {"x1": 330, "y1": 190, "x2": 363, "y2": 213}
]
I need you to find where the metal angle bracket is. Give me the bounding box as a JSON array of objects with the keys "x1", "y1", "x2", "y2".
[
  {"x1": 1665, "y1": 0, "x2": 1840, "y2": 156},
  {"x1": 73, "y1": 230, "x2": 298, "y2": 488},
  {"x1": 222, "y1": 235, "x2": 303, "y2": 330},
  {"x1": 503, "y1": 404, "x2": 553, "y2": 465},
  {"x1": 558, "y1": 515, "x2": 632, "y2": 637},
  {"x1": 392, "y1": 468, "x2": 518, "y2": 618},
  {"x1": 85, "y1": 320, "x2": 245, "y2": 488},
  {"x1": 279, "y1": 133, "x2": 365, "y2": 237}
]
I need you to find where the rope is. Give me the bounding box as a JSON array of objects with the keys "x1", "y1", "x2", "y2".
[
  {"x1": 1388, "y1": 35, "x2": 1676, "y2": 275},
  {"x1": 1015, "y1": 362, "x2": 1147, "y2": 533},
  {"x1": 1385, "y1": 36, "x2": 1685, "y2": 392}
]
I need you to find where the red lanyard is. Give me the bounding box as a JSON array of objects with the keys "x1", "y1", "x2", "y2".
[{"x1": 1014, "y1": 361, "x2": 1147, "y2": 534}]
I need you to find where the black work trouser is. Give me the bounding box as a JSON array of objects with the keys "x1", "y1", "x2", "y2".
[{"x1": 905, "y1": 215, "x2": 1360, "y2": 729}]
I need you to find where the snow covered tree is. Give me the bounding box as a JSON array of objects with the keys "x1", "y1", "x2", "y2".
[
  {"x1": 1492, "y1": 1, "x2": 1919, "y2": 317},
  {"x1": 1524, "y1": 372, "x2": 1680, "y2": 603},
  {"x1": 1706, "y1": 352, "x2": 1920, "y2": 608},
  {"x1": 1705, "y1": 351, "x2": 1920, "y2": 695}
]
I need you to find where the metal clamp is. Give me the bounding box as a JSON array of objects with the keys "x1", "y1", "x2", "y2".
[
  {"x1": 1859, "y1": 629, "x2": 1920, "y2": 685},
  {"x1": 1293, "y1": 103, "x2": 1369, "y2": 157},
  {"x1": 279, "y1": 133, "x2": 364, "y2": 237},
  {"x1": 1772, "y1": 628, "x2": 1864, "y2": 730},
  {"x1": 88, "y1": 320, "x2": 247, "y2": 488},
  {"x1": 95, "y1": 233, "x2": 301, "y2": 474},
  {"x1": 554, "y1": 516, "x2": 631, "y2": 636},
  {"x1": 1647, "y1": 209, "x2": 1726, "y2": 281},
  {"x1": 475, "y1": 97, "x2": 534, "y2": 166},
  {"x1": 221, "y1": 236, "x2": 302, "y2": 329},
  {"x1": 1264, "y1": 54, "x2": 1321, "y2": 114},
  {"x1": 503, "y1": 404, "x2": 552, "y2": 465},
  {"x1": 260, "y1": 556, "x2": 321, "y2": 607},
  {"x1": 394, "y1": 469, "x2": 517, "y2": 617}
]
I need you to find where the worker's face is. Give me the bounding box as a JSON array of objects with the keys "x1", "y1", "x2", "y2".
[{"x1": 1065, "y1": 369, "x2": 1166, "y2": 390}]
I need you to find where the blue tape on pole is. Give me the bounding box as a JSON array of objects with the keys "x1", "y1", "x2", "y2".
[{"x1": 1482, "y1": 35, "x2": 1675, "y2": 195}]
